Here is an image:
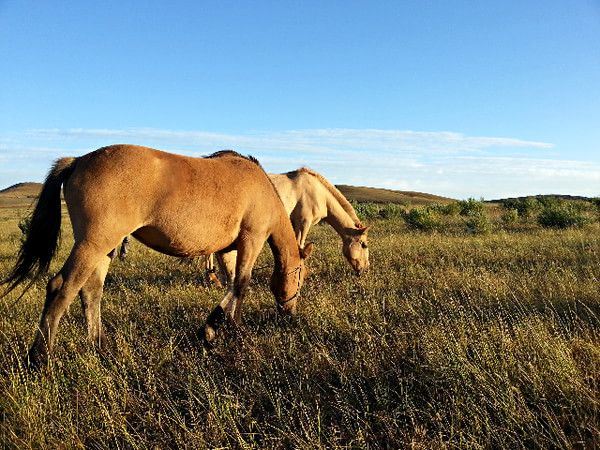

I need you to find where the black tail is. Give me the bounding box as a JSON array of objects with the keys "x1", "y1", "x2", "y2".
[{"x1": 2, "y1": 157, "x2": 77, "y2": 297}]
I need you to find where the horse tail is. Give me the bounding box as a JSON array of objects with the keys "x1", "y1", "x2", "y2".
[{"x1": 2, "y1": 157, "x2": 77, "y2": 297}]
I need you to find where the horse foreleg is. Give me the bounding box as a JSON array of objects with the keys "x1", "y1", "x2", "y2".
[
  {"x1": 202, "y1": 241, "x2": 261, "y2": 347},
  {"x1": 202, "y1": 252, "x2": 237, "y2": 346},
  {"x1": 79, "y1": 255, "x2": 111, "y2": 349},
  {"x1": 295, "y1": 220, "x2": 312, "y2": 249},
  {"x1": 202, "y1": 290, "x2": 234, "y2": 346},
  {"x1": 229, "y1": 240, "x2": 263, "y2": 324},
  {"x1": 27, "y1": 243, "x2": 104, "y2": 369}
]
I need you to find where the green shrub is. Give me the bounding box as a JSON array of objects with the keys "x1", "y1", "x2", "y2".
[
  {"x1": 18, "y1": 215, "x2": 32, "y2": 243},
  {"x1": 501, "y1": 198, "x2": 542, "y2": 219},
  {"x1": 378, "y1": 203, "x2": 404, "y2": 219},
  {"x1": 430, "y1": 202, "x2": 461, "y2": 216},
  {"x1": 501, "y1": 208, "x2": 519, "y2": 225},
  {"x1": 537, "y1": 196, "x2": 561, "y2": 208},
  {"x1": 402, "y1": 207, "x2": 443, "y2": 231},
  {"x1": 352, "y1": 202, "x2": 381, "y2": 221},
  {"x1": 465, "y1": 213, "x2": 492, "y2": 234},
  {"x1": 352, "y1": 202, "x2": 406, "y2": 221},
  {"x1": 457, "y1": 198, "x2": 485, "y2": 216},
  {"x1": 537, "y1": 203, "x2": 589, "y2": 229}
]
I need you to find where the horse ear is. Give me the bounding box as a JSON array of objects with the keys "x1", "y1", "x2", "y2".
[
  {"x1": 358, "y1": 225, "x2": 370, "y2": 234},
  {"x1": 300, "y1": 242, "x2": 314, "y2": 259}
]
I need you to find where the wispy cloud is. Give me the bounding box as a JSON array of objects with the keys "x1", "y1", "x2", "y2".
[
  {"x1": 28, "y1": 127, "x2": 554, "y2": 156},
  {"x1": 1, "y1": 127, "x2": 597, "y2": 198}
]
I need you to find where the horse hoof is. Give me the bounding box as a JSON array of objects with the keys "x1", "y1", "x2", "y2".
[
  {"x1": 94, "y1": 335, "x2": 113, "y2": 359},
  {"x1": 202, "y1": 305, "x2": 226, "y2": 348},
  {"x1": 207, "y1": 272, "x2": 223, "y2": 288},
  {"x1": 24, "y1": 350, "x2": 48, "y2": 372},
  {"x1": 276, "y1": 302, "x2": 297, "y2": 317},
  {"x1": 202, "y1": 325, "x2": 217, "y2": 349}
]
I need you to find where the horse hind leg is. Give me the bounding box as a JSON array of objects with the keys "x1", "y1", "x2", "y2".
[
  {"x1": 79, "y1": 255, "x2": 111, "y2": 349},
  {"x1": 119, "y1": 236, "x2": 129, "y2": 260},
  {"x1": 26, "y1": 242, "x2": 107, "y2": 369},
  {"x1": 204, "y1": 254, "x2": 223, "y2": 288},
  {"x1": 215, "y1": 250, "x2": 237, "y2": 287}
]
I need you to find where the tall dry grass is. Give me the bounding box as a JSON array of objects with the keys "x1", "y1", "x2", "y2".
[{"x1": 0, "y1": 207, "x2": 599, "y2": 448}]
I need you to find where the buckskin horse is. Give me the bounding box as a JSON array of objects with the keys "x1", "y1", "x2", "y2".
[{"x1": 2, "y1": 145, "x2": 313, "y2": 369}]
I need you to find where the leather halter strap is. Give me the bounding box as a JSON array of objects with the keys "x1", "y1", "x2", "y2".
[{"x1": 276, "y1": 265, "x2": 302, "y2": 305}]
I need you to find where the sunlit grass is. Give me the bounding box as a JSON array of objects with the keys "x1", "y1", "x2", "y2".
[{"x1": 1, "y1": 207, "x2": 599, "y2": 448}]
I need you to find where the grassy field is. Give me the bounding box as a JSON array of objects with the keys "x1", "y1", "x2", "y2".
[{"x1": 1, "y1": 202, "x2": 599, "y2": 449}]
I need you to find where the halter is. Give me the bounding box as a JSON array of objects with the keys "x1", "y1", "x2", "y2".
[{"x1": 277, "y1": 265, "x2": 302, "y2": 305}]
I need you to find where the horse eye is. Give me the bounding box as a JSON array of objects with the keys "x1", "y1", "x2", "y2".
[{"x1": 361, "y1": 242, "x2": 368, "y2": 249}]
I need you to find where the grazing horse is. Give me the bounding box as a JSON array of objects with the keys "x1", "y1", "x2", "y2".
[
  {"x1": 214, "y1": 167, "x2": 370, "y2": 286},
  {"x1": 2, "y1": 145, "x2": 312, "y2": 369},
  {"x1": 119, "y1": 167, "x2": 369, "y2": 281},
  {"x1": 273, "y1": 168, "x2": 369, "y2": 274}
]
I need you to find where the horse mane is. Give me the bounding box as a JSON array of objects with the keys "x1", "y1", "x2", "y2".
[
  {"x1": 206, "y1": 150, "x2": 260, "y2": 166},
  {"x1": 297, "y1": 167, "x2": 363, "y2": 227},
  {"x1": 208, "y1": 150, "x2": 286, "y2": 208}
]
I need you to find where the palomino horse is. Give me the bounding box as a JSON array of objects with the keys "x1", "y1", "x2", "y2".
[
  {"x1": 213, "y1": 167, "x2": 369, "y2": 285},
  {"x1": 273, "y1": 168, "x2": 369, "y2": 274},
  {"x1": 2, "y1": 145, "x2": 312, "y2": 369}
]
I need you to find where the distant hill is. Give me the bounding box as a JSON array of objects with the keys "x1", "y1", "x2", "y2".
[
  {"x1": 336, "y1": 185, "x2": 453, "y2": 205},
  {"x1": 2, "y1": 181, "x2": 592, "y2": 210},
  {"x1": 1, "y1": 181, "x2": 454, "y2": 208},
  {"x1": 0, "y1": 182, "x2": 43, "y2": 196},
  {"x1": 0, "y1": 182, "x2": 44, "y2": 208},
  {"x1": 488, "y1": 194, "x2": 595, "y2": 203}
]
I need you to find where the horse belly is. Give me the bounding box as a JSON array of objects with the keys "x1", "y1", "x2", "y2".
[{"x1": 132, "y1": 220, "x2": 239, "y2": 258}]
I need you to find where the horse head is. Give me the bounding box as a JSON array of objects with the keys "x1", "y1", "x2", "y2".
[
  {"x1": 271, "y1": 243, "x2": 314, "y2": 315},
  {"x1": 342, "y1": 224, "x2": 370, "y2": 276}
]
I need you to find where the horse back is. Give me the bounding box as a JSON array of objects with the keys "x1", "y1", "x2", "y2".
[
  {"x1": 270, "y1": 170, "x2": 328, "y2": 222},
  {"x1": 63, "y1": 145, "x2": 282, "y2": 256}
]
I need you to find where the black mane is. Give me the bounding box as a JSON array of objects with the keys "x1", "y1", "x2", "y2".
[
  {"x1": 206, "y1": 150, "x2": 260, "y2": 166},
  {"x1": 205, "y1": 149, "x2": 282, "y2": 204}
]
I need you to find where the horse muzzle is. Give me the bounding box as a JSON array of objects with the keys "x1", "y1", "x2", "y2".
[
  {"x1": 276, "y1": 296, "x2": 298, "y2": 316},
  {"x1": 354, "y1": 266, "x2": 369, "y2": 277}
]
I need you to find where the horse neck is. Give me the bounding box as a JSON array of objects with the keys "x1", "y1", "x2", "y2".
[
  {"x1": 323, "y1": 194, "x2": 358, "y2": 238},
  {"x1": 268, "y1": 213, "x2": 301, "y2": 273}
]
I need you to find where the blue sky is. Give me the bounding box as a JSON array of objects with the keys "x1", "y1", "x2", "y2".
[{"x1": 1, "y1": 0, "x2": 599, "y2": 199}]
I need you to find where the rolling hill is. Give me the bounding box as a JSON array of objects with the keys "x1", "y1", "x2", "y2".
[
  {"x1": 0, "y1": 181, "x2": 453, "y2": 209},
  {"x1": 336, "y1": 184, "x2": 453, "y2": 205},
  {"x1": 0, "y1": 182, "x2": 44, "y2": 209}
]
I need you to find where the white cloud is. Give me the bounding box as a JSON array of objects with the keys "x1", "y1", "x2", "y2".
[
  {"x1": 1, "y1": 127, "x2": 597, "y2": 198},
  {"x1": 446, "y1": 156, "x2": 600, "y2": 180},
  {"x1": 27, "y1": 127, "x2": 554, "y2": 156}
]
